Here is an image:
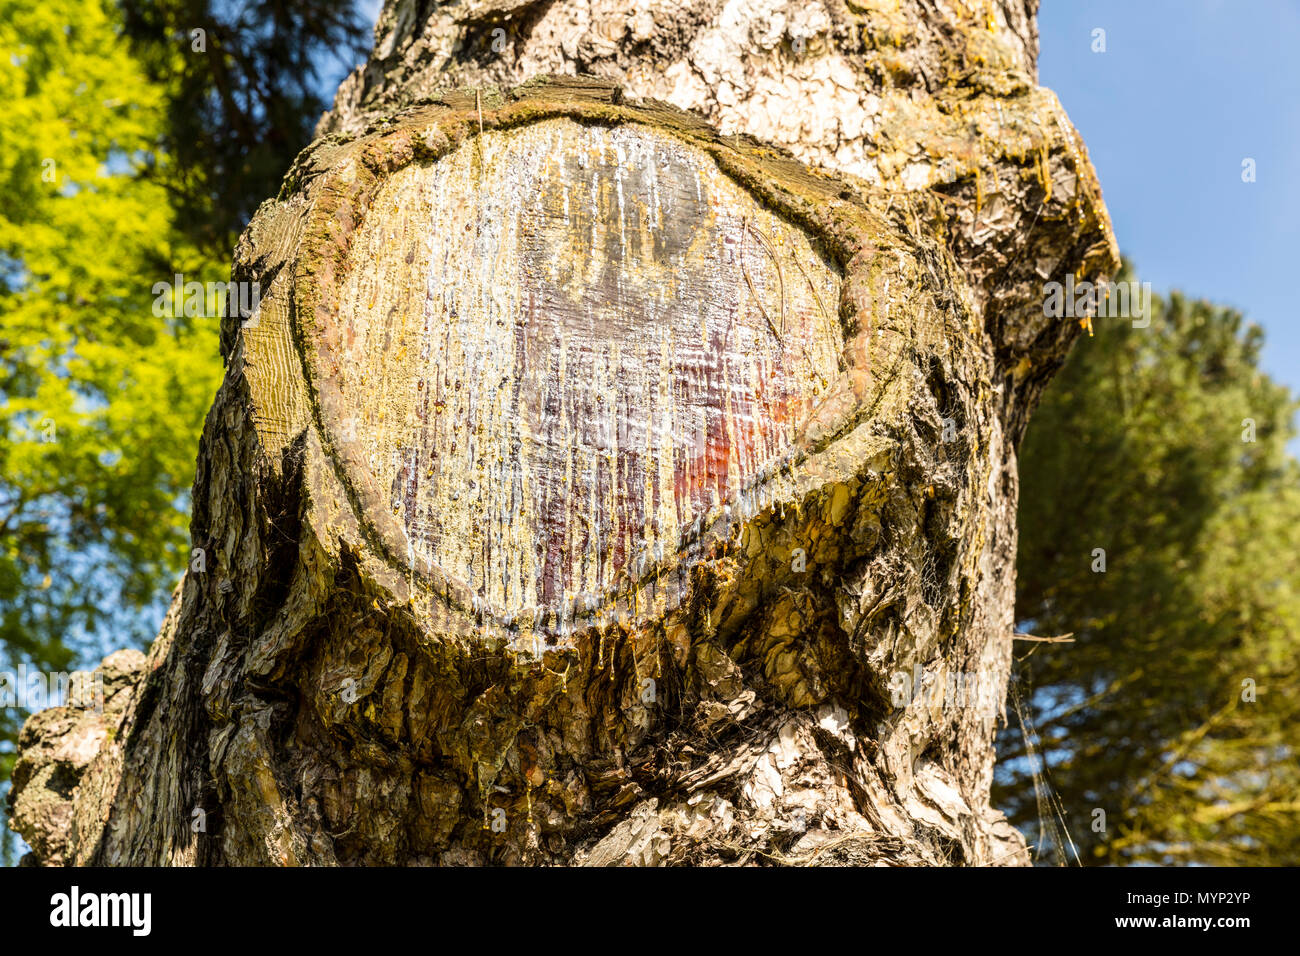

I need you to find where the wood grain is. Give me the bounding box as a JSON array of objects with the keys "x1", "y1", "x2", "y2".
[{"x1": 326, "y1": 119, "x2": 843, "y2": 635}]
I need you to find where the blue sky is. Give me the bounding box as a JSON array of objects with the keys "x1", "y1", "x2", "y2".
[{"x1": 1038, "y1": 0, "x2": 1300, "y2": 395}]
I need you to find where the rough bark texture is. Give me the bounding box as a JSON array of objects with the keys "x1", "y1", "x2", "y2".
[{"x1": 9, "y1": 0, "x2": 1117, "y2": 866}]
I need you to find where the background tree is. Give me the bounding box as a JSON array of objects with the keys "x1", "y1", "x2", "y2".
[
  {"x1": 0, "y1": 0, "x2": 225, "y2": 865},
  {"x1": 997, "y1": 270, "x2": 1300, "y2": 865},
  {"x1": 0, "y1": 0, "x2": 370, "y2": 865},
  {"x1": 118, "y1": 0, "x2": 371, "y2": 257}
]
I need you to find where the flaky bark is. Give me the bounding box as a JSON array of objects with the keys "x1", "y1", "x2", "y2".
[{"x1": 9, "y1": 1, "x2": 1116, "y2": 865}]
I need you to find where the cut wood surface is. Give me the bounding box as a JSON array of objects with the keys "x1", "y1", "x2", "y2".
[{"x1": 323, "y1": 119, "x2": 844, "y2": 640}]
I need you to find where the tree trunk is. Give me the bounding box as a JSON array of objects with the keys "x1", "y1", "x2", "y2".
[{"x1": 8, "y1": 0, "x2": 1117, "y2": 866}]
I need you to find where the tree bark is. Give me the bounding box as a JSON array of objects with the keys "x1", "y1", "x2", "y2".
[{"x1": 9, "y1": 0, "x2": 1117, "y2": 866}]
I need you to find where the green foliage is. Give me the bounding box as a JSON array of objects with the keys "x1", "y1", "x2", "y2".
[
  {"x1": 0, "y1": 0, "x2": 369, "y2": 865},
  {"x1": 998, "y1": 265, "x2": 1300, "y2": 865},
  {"x1": 119, "y1": 0, "x2": 370, "y2": 256},
  {"x1": 0, "y1": 0, "x2": 224, "y2": 860},
  {"x1": 0, "y1": 0, "x2": 368, "y2": 865}
]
